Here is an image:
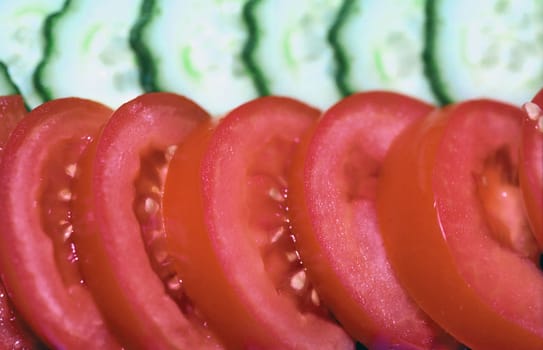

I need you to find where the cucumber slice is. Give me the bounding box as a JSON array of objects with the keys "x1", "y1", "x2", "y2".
[
  {"x1": 426, "y1": 0, "x2": 543, "y2": 105},
  {"x1": 332, "y1": 0, "x2": 437, "y2": 104},
  {"x1": 0, "y1": 62, "x2": 21, "y2": 96},
  {"x1": 35, "y1": 0, "x2": 143, "y2": 108},
  {"x1": 132, "y1": 0, "x2": 257, "y2": 117},
  {"x1": 244, "y1": 0, "x2": 343, "y2": 109},
  {"x1": 0, "y1": 0, "x2": 64, "y2": 107}
]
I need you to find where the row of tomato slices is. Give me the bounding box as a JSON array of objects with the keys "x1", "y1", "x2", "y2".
[{"x1": 0, "y1": 88, "x2": 541, "y2": 350}]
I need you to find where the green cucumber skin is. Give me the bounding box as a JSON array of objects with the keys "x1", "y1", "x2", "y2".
[
  {"x1": 130, "y1": 0, "x2": 159, "y2": 93},
  {"x1": 328, "y1": 0, "x2": 356, "y2": 97},
  {"x1": 423, "y1": 0, "x2": 452, "y2": 106},
  {"x1": 33, "y1": 0, "x2": 70, "y2": 103},
  {"x1": 242, "y1": 0, "x2": 270, "y2": 96},
  {"x1": 0, "y1": 61, "x2": 23, "y2": 97}
]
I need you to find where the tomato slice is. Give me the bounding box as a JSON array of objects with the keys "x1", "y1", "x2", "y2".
[
  {"x1": 71, "y1": 92, "x2": 223, "y2": 349},
  {"x1": 0, "y1": 98, "x2": 120, "y2": 349},
  {"x1": 377, "y1": 100, "x2": 543, "y2": 349},
  {"x1": 0, "y1": 95, "x2": 26, "y2": 150},
  {"x1": 287, "y1": 91, "x2": 458, "y2": 349},
  {"x1": 520, "y1": 88, "x2": 543, "y2": 248},
  {"x1": 0, "y1": 95, "x2": 44, "y2": 350},
  {"x1": 163, "y1": 96, "x2": 354, "y2": 349}
]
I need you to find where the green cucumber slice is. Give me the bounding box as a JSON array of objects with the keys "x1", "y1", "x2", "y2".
[
  {"x1": 333, "y1": 0, "x2": 437, "y2": 104},
  {"x1": 133, "y1": 0, "x2": 257, "y2": 116},
  {"x1": 0, "y1": 0, "x2": 64, "y2": 107},
  {"x1": 35, "y1": 0, "x2": 144, "y2": 108},
  {"x1": 244, "y1": 0, "x2": 343, "y2": 109},
  {"x1": 426, "y1": 0, "x2": 543, "y2": 105},
  {"x1": 0, "y1": 62, "x2": 22, "y2": 96}
]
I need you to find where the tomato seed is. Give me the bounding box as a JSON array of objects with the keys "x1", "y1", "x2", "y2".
[
  {"x1": 269, "y1": 187, "x2": 285, "y2": 202},
  {"x1": 270, "y1": 226, "x2": 286, "y2": 243},
  {"x1": 57, "y1": 188, "x2": 72, "y2": 201},
  {"x1": 310, "y1": 289, "x2": 320, "y2": 306},
  {"x1": 523, "y1": 102, "x2": 542, "y2": 120},
  {"x1": 64, "y1": 163, "x2": 77, "y2": 177},
  {"x1": 290, "y1": 270, "x2": 307, "y2": 291}
]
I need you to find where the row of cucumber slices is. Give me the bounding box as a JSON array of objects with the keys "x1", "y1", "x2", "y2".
[{"x1": 0, "y1": 0, "x2": 542, "y2": 115}]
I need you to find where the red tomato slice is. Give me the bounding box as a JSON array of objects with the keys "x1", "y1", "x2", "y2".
[
  {"x1": 0, "y1": 95, "x2": 26, "y2": 150},
  {"x1": 163, "y1": 96, "x2": 354, "y2": 349},
  {"x1": 520, "y1": 89, "x2": 543, "y2": 248},
  {"x1": 377, "y1": 100, "x2": 543, "y2": 349},
  {"x1": 0, "y1": 95, "x2": 44, "y2": 350},
  {"x1": 0, "y1": 98, "x2": 120, "y2": 349},
  {"x1": 71, "y1": 92, "x2": 223, "y2": 349},
  {"x1": 287, "y1": 91, "x2": 458, "y2": 349}
]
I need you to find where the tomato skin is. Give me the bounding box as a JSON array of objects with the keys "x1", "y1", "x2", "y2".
[
  {"x1": 0, "y1": 95, "x2": 44, "y2": 350},
  {"x1": 287, "y1": 91, "x2": 458, "y2": 349},
  {"x1": 520, "y1": 88, "x2": 543, "y2": 248},
  {"x1": 0, "y1": 98, "x2": 120, "y2": 349},
  {"x1": 0, "y1": 95, "x2": 26, "y2": 148},
  {"x1": 377, "y1": 100, "x2": 543, "y2": 350},
  {"x1": 71, "y1": 92, "x2": 222, "y2": 349},
  {"x1": 164, "y1": 96, "x2": 354, "y2": 349}
]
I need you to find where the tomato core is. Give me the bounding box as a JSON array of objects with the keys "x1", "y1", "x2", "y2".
[
  {"x1": 476, "y1": 147, "x2": 538, "y2": 260},
  {"x1": 134, "y1": 145, "x2": 211, "y2": 326},
  {"x1": 247, "y1": 137, "x2": 329, "y2": 317},
  {"x1": 39, "y1": 139, "x2": 93, "y2": 287}
]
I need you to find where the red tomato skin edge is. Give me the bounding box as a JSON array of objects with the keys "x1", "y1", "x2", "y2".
[
  {"x1": 0, "y1": 98, "x2": 120, "y2": 349},
  {"x1": 71, "y1": 92, "x2": 222, "y2": 349},
  {"x1": 287, "y1": 92, "x2": 460, "y2": 349},
  {"x1": 376, "y1": 101, "x2": 543, "y2": 350},
  {"x1": 164, "y1": 96, "x2": 354, "y2": 350},
  {"x1": 519, "y1": 89, "x2": 543, "y2": 248},
  {"x1": 0, "y1": 95, "x2": 26, "y2": 147},
  {"x1": 0, "y1": 95, "x2": 44, "y2": 350}
]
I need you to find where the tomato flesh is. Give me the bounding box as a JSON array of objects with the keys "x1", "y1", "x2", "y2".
[
  {"x1": 0, "y1": 98, "x2": 120, "y2": 349},
  {"x1": 71, "y1": 93, "x2": 223, "y2": 349},
  {"x1": 163, "y1": 96, "x2": 354, "y2": 349},
  {"x1": 0, "y1": 95, "x2": 44, "y2": 350},
  {"x1": 288, "y1": 92, "x2": 458, "y2": 349},
  {"x1": 520, "y1": 88, "x2": 543, "y2": 249},
  {"x1": 377, "y1": 100, "x2": 543, "y2": 350}
]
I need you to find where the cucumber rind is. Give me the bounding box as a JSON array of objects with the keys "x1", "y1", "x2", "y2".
[
  {"x1": 333, "y1": 0, "x2": 438, "y2": 104},
  {"x1": 0, "y1": 61, "x2": 23, "y2": 97},
  {"x1": 327, "y1": 0, "x2": 355, "y2": 97},
  {"x1": 136, "y1": 0, "x2": 257, "y2": 116},
  {"x1": 242, "y1": 0, "x2": 270, "y2": 96},
  {"x1": 34, "y1": 0, "x2": 144, "y2": 108},
  {"x1": 244, "y1": 0, "x2": 343, "y2": 109},
  {"x1": 425, "y1": 0, "x2": 543, "y2": 106},
  {"x1": 34, "y1": 0, "x2": 69, "y2": 103},
  {"x1": 129, "y1": 0, "x2": 159, "y2": 93},
  {"x1": 423, "y1": 0, "x2": 458, "y2": 105},
  {"x1": 0, "y1": 0, "x2": 65, "y2": 108}
]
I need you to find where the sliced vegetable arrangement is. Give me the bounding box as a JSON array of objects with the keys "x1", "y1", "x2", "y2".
[
  {"x1": 1, "y1": 0, "x2": 542, "y2": 113},
  {"x1": 0, "y1": 86, "x2": 541, "y2": 349},
  {"x1": 0, "y1": 0, "x2": 542, "y2": 349}
]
